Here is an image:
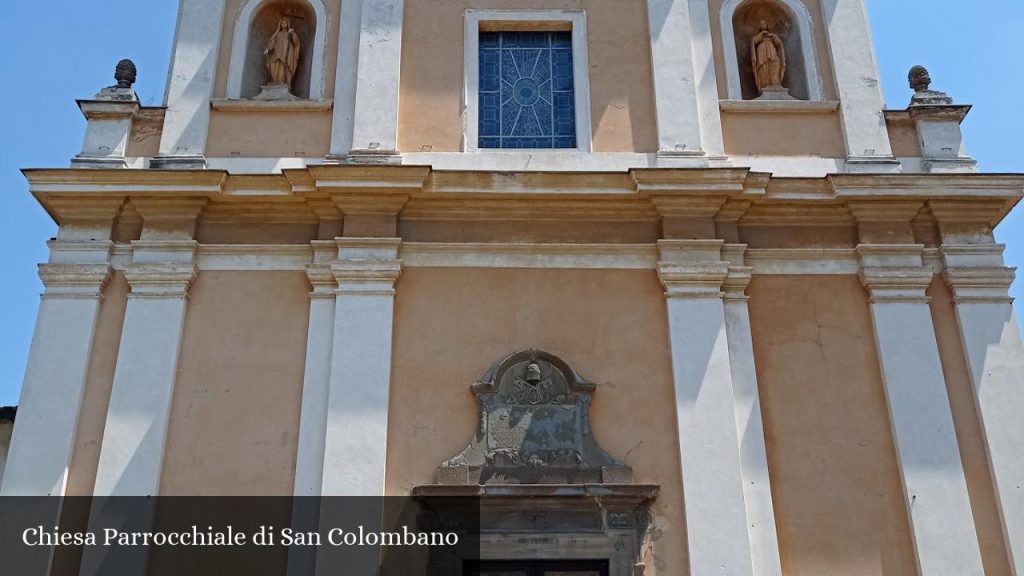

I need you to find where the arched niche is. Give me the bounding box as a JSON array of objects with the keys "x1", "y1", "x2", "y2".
[
  {"x1": 226, "y1": 0, "x2": 328, "y2": 100},
  {"x1": 721, "y1": 0, "x2": 823, "y2": 101}
]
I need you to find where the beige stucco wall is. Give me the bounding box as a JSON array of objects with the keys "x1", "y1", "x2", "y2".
[
  {"x1": 928, "y1": 279, "x2": 1012, "y2": 575},
  {"x1": 125, "y1": 109, "x2": 165, "y2": 158},
  {"x1": 159, "y1": 271, "x2": 310, "y2": 496},
  {"x1": 739, "y1": 224, "x2": 859, "y2": 249},
  {"x1": 722, "y1": 111, "x2": 846, "y2": 158},
  {"x1": 887, "y1": 119, "x2": 924, "y2": 158},
  {"x1": 398, "y1": 0, "x2": 659, "y2": 153},
  {"x1": 205, "y1": 110, "x2": 333, "y2": 157},
  {"x1": 748, "y1": 275, "x2": 917, "y2": 576},
  {"x1": 399, "y1": 219, "x2": 661, "y2": 244},
  {"x1": 65, "y1": 272, "x2": 129, "y2": 497},
  {"x1": 386, "y1": 267, "x2": 686, "y2": 574}
]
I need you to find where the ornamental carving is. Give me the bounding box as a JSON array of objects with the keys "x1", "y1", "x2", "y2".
[{"x1": 436, "y1": 350, "x2": 633, "y2": 485}]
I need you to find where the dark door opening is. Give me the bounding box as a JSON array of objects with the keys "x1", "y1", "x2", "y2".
[{"x1": 466, "y1": 559, "x2": 609, "y2": 576}]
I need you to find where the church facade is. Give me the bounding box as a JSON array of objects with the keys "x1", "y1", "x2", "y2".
[{"x1": 3, "y1": 0, "x2": 1024, "y2": 575}]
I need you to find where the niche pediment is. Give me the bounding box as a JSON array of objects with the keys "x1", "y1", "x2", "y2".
[{"x1": 437, "y1": 350, "x2": 632, "y2": 485}]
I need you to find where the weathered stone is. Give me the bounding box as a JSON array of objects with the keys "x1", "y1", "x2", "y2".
[
  {"x1": 94, "y1": 59, "x2": 138, "y2": 102},
  {"x1": 437, "y1": 350, "x2": 633, "y2": 485},
  {"x1": 909, "y1": 65, "x2": 954, "y2": 106}
]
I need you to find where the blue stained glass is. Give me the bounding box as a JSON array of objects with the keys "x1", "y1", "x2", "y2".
[{"x1": 478, "y1": 31, "x2": 576, "y2": 149}]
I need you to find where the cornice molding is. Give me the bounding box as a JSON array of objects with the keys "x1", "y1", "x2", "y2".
[{"x1": 20, "y1": 168, "x2": 1023, "y2": 233}]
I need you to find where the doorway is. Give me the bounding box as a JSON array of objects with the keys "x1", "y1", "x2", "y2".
[{"x1": 467, "y1": 560, "x2": 609, "y2": 576}]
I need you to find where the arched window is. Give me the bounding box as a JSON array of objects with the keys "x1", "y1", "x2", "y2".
[
  {"x1": 226, "y1": 0, "x2": 328, "y2": 100},
  {"x1": 721, "y1": 0, "x2": 823, "y2": 101}
]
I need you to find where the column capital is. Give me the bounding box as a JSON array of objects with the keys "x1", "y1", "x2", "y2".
[
  {"x1": 658, "y1": 263, "x2": 730, "y2": 299},
  {"x1": 38, "y1": 263, "x2": 112, "y2": 300},
  {"x1": 306, "y1": 240, "x2": 341, "y2": 299},
  {"x1": 124, "y1": 263, "x2": 197, "y2": 299},
  {"x1": 942, "y1": 267, "x2": 1016, "y2": 304},
  {"x1": 938, "y1": 244, "x2": 1015, "y2": 304},
  {"x1": 332, "y1": 238, "x2": 402, "y2": 296},
  {"x1": 723, "y1": 266, "x2": 753, "y2": 302},
  {"x1": 306, "y1": 264, "x2": 338, "y2": 298},
  {"x1": 857, "y1": 244, "x2": 933, "y2": 303},
  {"x1": 658, "y1": 239, "x2": 729, "y2": 298}
]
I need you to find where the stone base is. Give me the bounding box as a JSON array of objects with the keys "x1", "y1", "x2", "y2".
[
  {"x1": 149, "y1": 154, "x2": 207, "y2": 170},
  {"x1": 345, "y1": 149, "x2": 403, "y2": 165},
  {"x1": 94, "y1": 86, "x2": 138, "y2": 102},
  {"x1": 755, "y1": 87, "x2": 796, "y2": 101},
  {"x1": 845, "y1": 155, "x2": 904, "y2": 174},
  {"x1": 656, "y1": 149, "x2": 711, "y2": 168},
  {"x1": 71, "y1": 155, "x2": 128, "y2": 169},
  {"x1": 923, "y1": 157, "x2": 979, "y2": 174},
  {"x1": 253, "y1": 84, "x2": 299, "y2": 101},
  {"x1": 911, "y1": 89, "x2": 954, "y2": 106}
]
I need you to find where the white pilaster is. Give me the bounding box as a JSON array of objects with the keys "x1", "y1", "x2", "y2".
[
  {"x1": 658, "y1": 239, "x2": 755, "y2": 576},
  {"x1": 320, "y1": 238, "x2": 401, "y2": 495},
  {"x1": 941, "y1": 244, "x2": 1024, "y2": 575},
  {"x1": 152, "y1": 0, "x2": 227, "y2": 169},
  {"x1": 328, "y1": 0, "x2": 363, "y2": 158},
  {"x1": 819, "y1": 0, "x2": 899, "y2": 172},
  {"x1": 722, "y1": 246, "x2": 782, "y2": 576},
  {"x1": 858, "y1": 244, "x2": 984, "y2": 575},
  {"x1": 347, "y1": 0, "x2": 405, "y2": 162},
  {"x1": 687, "y1": 0, "x2": 726, "y2": 161},
  {"x1": 646, "y1": 0, "x2": 708, "y2": 166},
  {"x1": 286, "y1": 243, "x2": 338, "y2": 576},
  {"x1": 293, "y1": 242, "x2": 339, "y2": 497},
  {"x1": 0, "y1": 242, "x2": 113, "y2": 496},
  {"x1": 92, "y1": 241, "x2": 197, "y2": 496}
]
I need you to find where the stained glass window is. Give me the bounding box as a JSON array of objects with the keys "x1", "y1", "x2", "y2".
[{"x1": 478, "y1": 31, "x2": 577, "y2": 149}]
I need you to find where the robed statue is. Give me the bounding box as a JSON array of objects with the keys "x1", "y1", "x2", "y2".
[
  {"x1": 751, "y1": 20, "x2": 786, "y2": 91},
  {"x1": 265, "y1": 18, "x2": 300, "y2": 88}
]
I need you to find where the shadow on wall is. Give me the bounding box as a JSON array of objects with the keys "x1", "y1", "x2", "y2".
[{"x1": 0, "y1": 407, "x2": 17, "y2": 490}]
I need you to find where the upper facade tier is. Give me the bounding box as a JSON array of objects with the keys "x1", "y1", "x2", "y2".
[{"x1": 72, "y1": 0, "x2": 979, "y2": 177}]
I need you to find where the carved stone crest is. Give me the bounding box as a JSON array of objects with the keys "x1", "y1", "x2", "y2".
[{"x1": 437, "y1": 350, "x2": 633, "y2": 485}]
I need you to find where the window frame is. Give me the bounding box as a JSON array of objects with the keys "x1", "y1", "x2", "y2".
[{"x1": 463, "y1": 10, "x2": 593, "y2": 153}]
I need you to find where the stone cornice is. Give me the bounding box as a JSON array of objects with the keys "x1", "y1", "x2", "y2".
[{"x1": 20, "y1": 168, "x2": 1023, "y2": 231}]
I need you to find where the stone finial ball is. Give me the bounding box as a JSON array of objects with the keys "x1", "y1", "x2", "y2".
[
  {"x1": 908, "y1": 65, "x2": 931, "y2": 92},
  {"x1": 114, "y1": 59, "x2": 138, "y2": 89}
]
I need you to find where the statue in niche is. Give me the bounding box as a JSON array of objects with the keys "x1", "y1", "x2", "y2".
[
  {"x1": 255, "y1": 18, "x2": 301, "y2": 100},
  {"x1": 751, "y1": 20, "x2": 793, "y2": 100}
]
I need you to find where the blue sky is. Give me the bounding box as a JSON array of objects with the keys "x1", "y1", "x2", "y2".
[{"x1": 0, "y1": 1, "x2": 1021, "y2": 406}]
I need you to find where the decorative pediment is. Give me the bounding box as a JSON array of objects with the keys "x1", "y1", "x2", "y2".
[{"x1": 436, "y1": 350, "x2": 632, "y2": 485}]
